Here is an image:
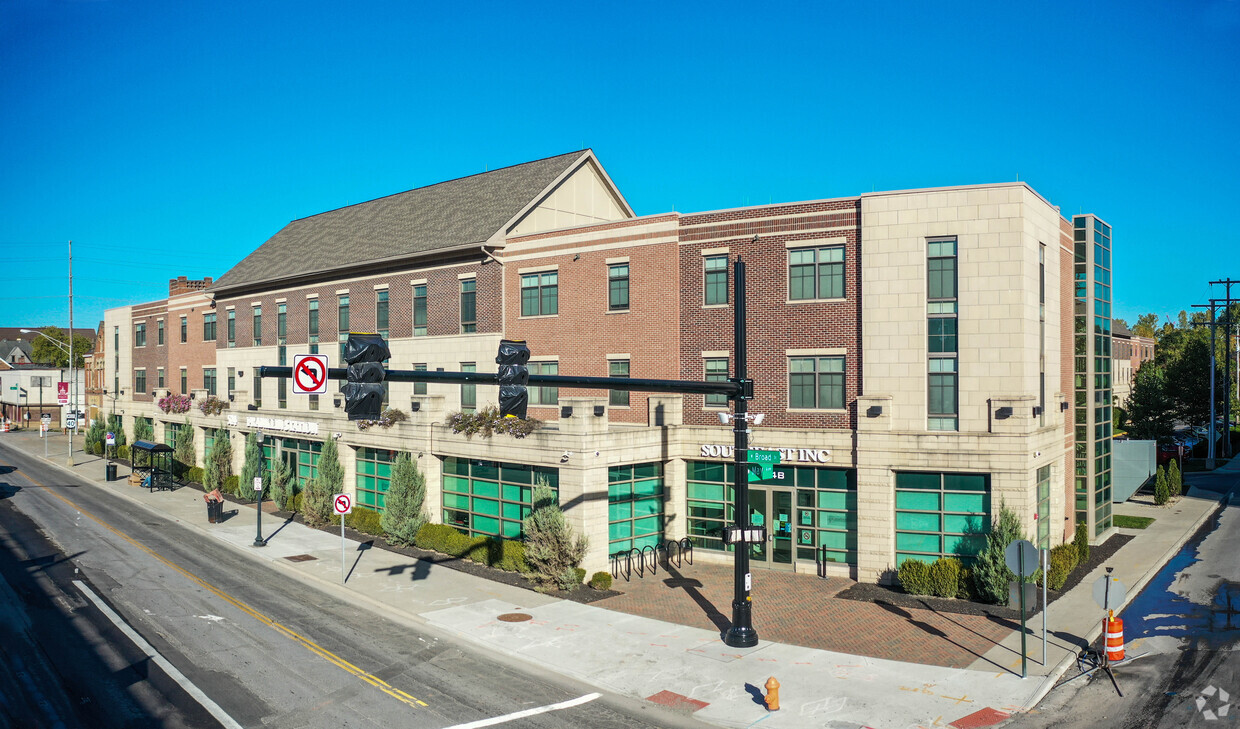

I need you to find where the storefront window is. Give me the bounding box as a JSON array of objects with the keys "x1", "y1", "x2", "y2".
[
  {"x1": 356, "y1": 447, "x2": 397, "y2": 510},
  {"x1": 441, "y1": 457, "x2": 558, "y2": 539},
  {"x1": 894, "y1": 472, "x2": 990, "y2": 566},
  {"x1": 686, "y1": 460, "x2": 735, "y2": 553},
  {"x1": 793, "y1": 467, "x2": 857, "y2": 564},
  {"x1": 607, "y1": 463, "x2": 663, "y2": 556},
  {"x1": 280, "y1": 437, "x2": 322, "y2": 488}
]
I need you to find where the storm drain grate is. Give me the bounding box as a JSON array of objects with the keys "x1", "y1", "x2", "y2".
[
  {"x1": 496, "y1": 613, "x2": 533, "y2": 623},
  {"x1": 284, "y1": 554, "x2": 317, "y2": 562}
]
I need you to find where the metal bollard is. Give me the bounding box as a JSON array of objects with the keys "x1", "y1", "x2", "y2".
[{"x1": 763, "y1": 676, "x2": 780, "y2": 711}]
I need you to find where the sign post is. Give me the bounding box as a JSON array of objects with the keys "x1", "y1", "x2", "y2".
[
  {"x1": 334, "y1": 493, "x2": 353, "y2": 583},
  {"x1": 1005, "y1": 539, "x2": 1038, "y2": 678},
  {"x1": 252, "y1": 476, "x2": 266, "y2": 547},
  {"x1": 1042, "y1": 548, "x2": 1048, "y2": 665}
]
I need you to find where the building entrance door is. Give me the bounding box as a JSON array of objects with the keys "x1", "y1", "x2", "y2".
[{"x1": 746, "y1": 487, "x2": 795, "y2": 570}]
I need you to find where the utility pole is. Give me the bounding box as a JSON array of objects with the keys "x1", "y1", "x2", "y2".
[
  {"x1": 1210, "y1": 278, "x2": 1239, "y2": 458},
  {"x1": 67, "y1": 240, "x2": 75, "y2": 467},
  {"x1": 1192, "y1": 302, "x2": 1220, "y2": 468}
]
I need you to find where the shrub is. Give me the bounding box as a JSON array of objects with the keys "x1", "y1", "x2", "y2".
[
  {"x1": 523, "y1": 480, "x2": 587, "y2": 590},
  {"x1": 115, "y1": 444, "x2": 129, "y2": 460},
  {"x1": 107, "y1": 415, "x2": 127, "y2": 448},
  {"x1": 572, "y1": 567, "x2": 586, "y2": 586},
  {"x1": 928, "y1": 557, "x2": 962, "y2": 598},
  {"x1": 174, "y1": 421, "x2": 195, "y2": 479},
  {"x1": 239, "y1": 432, "x2": 261, "y2": 499},
  {"x1": 498, "y1": 540, "x2": 528, "y2": 573},
  {"x1": 85, "y1": 418, "x2": 105, "y2": 454},
  {"x1": 1168, "y1": 459, "x2": 1182, "y2": 498},
  {"x1": 133, "y1": 417, "x2": 154, "y2": 443},
  {"x1": 303, "y1": 437, "x2": 340, "y2": 527},
  {"x1": 184, "y1": 467, "x2": 204, "y2": 485},
  {"x1": 972, "y1": 502, "x2": 1028, "y2": 604},
  {"x1": 380, "y1": 453, "x2": 428, "y2": 546},
  {"x1": 224, "y1": 474, "x2": 239, "y2": 494},
  {"x1": 205, "y1": 428, "x2": 233, "y2": 494},
  {"x1": 334, "y1": 506, "x2": 385, "y2": 536},
  {"x1": 589, "y1": 571, "x2": 613, "y2": 590},
  {"x1": 1154, "y1": 465, "x2": 1170, "y2": 505},
  {"x1": 1074, "y1": 522, "x2": 1090, "y2": 565},
  {"x1": 1046, "y1": 544, "x2": 1079, "y2": 590},
  {"x1": 956, "y1": 567, "x2": 976, "y2": 600},
  {"x1": 898, "y1": 558, "x2": 933, "y2": 595},
  {"x1": 288, "y1": 490, "x2": 302, "y2": 514}
]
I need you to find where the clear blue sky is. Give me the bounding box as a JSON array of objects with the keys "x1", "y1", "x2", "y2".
[{"x1": 3, "y1": 0, "x2": 1238, "y2": 331}]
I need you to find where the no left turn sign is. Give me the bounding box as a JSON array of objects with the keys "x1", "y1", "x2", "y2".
[
  {"x1": 333, "y1": 493, "x2": 353, "y2": 515},
  {"x1": 292, "y1": 354, "x2": 329, "y2": 395}
]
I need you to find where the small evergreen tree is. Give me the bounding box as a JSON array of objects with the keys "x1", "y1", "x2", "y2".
[
  {"x1": 1154, "y1": 464, "x2": 1170, "y2": 505},
  {"x1": 133, "y1": 417, "x2": 153, "y2": 442},
  {"x1": 1074, "y1": 522, "x2": 1090, "y2": 565},
  {"x1": 205, "y1": 429, "x2": 233, "y2": 493},
  {"x1": 522, "y1": 479, "x2": 587, "y2": 590},
  {"x1": 269, "y1": 460, "x2": 295, "y2": 511},
  {"x1": 1167, "y1": 458, "x2": 1182, "y2": 498},
  {"x1": 971, "y1": 502, "x2": 1027, "y2": 604},
  {"x1": 239, "y1": 432, "x2": 263, "y2": 499},
  {"x1": 303, "y1": 437, "x2": 340, "y2": 527},
  {"x1": 174, "y1": 420, "x2": 195, "y2": 478},
  {"x1": 85, "y1": 418, "x2": 105, "y2": 455},
  {"x1": 380, "y1": 453, "x2": 428, "y2": 546},
  {"x1": 107, "y1": 414, "x2": 127, "y2": 447}
]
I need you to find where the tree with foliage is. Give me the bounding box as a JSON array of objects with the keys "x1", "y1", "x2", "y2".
[
  {"x1": 1126, "y1": 364, "x2": 1176, "y2": 440},
  {"x1": 522, "y1": 479, "x2": 587, "y2": 591},
  {"x1": 133, "y1": 417, "x2": 154, "y2": 442},
  {"x1": 1133, "y1": 313, "x2": 1159, "y2": 338},
  {"x1": 971, "y1": 502, "x2": 1027, "y2": 604},
  {"x1": 27, "y1": 326, "x2": 94, "y2": 368},
  {"x1": 303, "y1": 438, "x2": 340, "y2": 527},
  {"x1": 1153, "y1": 465, "x2": 1170, "y2": 505},
  {"x1": 85, "y1": 417, "x2": 105, "y2": 455},
  {"x1": 174, "y1": 421, "x2": 195, "y2": 478},
  {"x1": 1167, "y1": 458, "x2": 1182, "y2": 498},
  {"x1": 380, "y1": 453, "x2": 428, "y2": 546},
  {"x1": 268, "y1": 460, "x2": 294, "y2": 511},
  {"x1": 205, "y1": 429, "x2": 233, "y2": 493},
  {"x1": 239, "y1": 432, "x2": 263, "y2": 499}
]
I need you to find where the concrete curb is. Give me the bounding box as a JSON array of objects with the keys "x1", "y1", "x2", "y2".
[{"x1": 1018, "y1": 487, "x2": 1230, "y2": 713}]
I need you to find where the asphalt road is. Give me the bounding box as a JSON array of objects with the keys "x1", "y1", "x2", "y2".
[
  {"x1": 0, "y1": 443, "x2": 697, "y2": 729},
  {"x1": 1014, "y1": 471, "x2": 1240, "y2": 729}
]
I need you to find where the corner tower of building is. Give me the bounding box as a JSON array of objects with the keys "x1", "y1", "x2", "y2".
[{"x1": 1071, "y1": 214, "x2": 1114, "y2": 539}]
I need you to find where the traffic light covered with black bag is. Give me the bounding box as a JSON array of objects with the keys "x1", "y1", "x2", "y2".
[
  {"x1": 342, "y1": 332, "x2": 390, "y2": 420},
  {"x1": 495, "y1": 339, "x2": 530, "y2": 419}
]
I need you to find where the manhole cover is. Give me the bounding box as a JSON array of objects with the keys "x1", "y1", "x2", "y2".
[
  {"x1": 496, "y1": 613, "x2": 532, "y2": 623},
  {"x1": 284, "y1": 554, "x2": 317, "y2": 562}
]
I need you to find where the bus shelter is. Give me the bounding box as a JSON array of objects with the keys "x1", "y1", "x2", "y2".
[{"x1": 131, "y1": 440, "x2": 175, "y2": 492}]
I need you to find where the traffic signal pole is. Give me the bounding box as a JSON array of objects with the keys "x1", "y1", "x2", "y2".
[{"x1": 724, "y1": 257, "x2": 757, "y2": 648}]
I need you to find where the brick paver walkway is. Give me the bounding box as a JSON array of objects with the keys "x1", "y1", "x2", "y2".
[{"x1": 596, "y1": 559, "x2": 1014, "y2": 669}]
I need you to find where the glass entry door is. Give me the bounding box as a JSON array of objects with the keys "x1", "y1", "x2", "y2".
[{"x1": 746, "y1": 487, "x2": 795, "y2": 570}]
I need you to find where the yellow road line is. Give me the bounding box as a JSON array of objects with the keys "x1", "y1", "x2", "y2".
[{"x1": 2, "y1": 457, "x2": 429, "y2": 709}]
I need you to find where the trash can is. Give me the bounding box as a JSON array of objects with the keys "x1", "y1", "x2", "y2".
[{"x1": 106, "y1": 463, "x2": 117, "y2": 482}]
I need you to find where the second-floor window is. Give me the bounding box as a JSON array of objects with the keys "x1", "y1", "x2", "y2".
[
  {"x1": 180, "y1": 368, "x2": 187, "y2": 394},
  {"x1": 520, "y1": 272, "x2": 558, "y2": 317},
  {"x1": 338, "y1": 294, "x2": 349, "y2": 359},
  {"x1": 704, "y1": 255, "x2": 728, "y2": 305},
  {"x1": 135, "y1": 323, "x2": 146, "y2": 347},
  {"x1": 608, "y1": 264, "x2": 629, "y2": 311},
  {"x1": 156, "y1": 368, "x2": 165, "y2": 389},
  {"x1": 789, "y1": 245, "x2": 845, "y2": 301},
  {"x1": 157, "y1": 320, "x2": 164, "y2": 346},
  {"x1": 704, "y1": 358, "x2": 729, "y2": 407},
  {"x1": 227, "y1": 310, "x2": 235, "y2": 347},
  {"x1": 413, "y1": 284, "x2": 427, "y2": 336},
  {"x1": 609, "y1": 359, "x2": 630, "y2": 406},
  {"x1": 460, "y1": 280, "x2": 476, "y2": 333},
  {"x1": 252, "y1": 306, "x2": 262, "y2": 346},
  {"x1": 180, "y1": 316, "x2": 187, "y2": 343},
  {"x1": 789, "y1": 356, "x2": 845, "y2": 410},
  {"x1": 413, "y1": 363, "x2": 427, "y2": 395},
  {"x1": 529, "y1": 361, "x2": 558, "y2": 405},
  {"x1": 460, "y1": 362, "x2": 476, "y2": 411},
  {"x1": 203, "y1": 312, "x2": 217, "y2": 341},
  {"x1": 308, "y1": 298, "x2": 319, "y2": 345},
  {"x1": 204, "y1": 368, "x2": 217, "y2": 397},
  {"x1": 277, "y1": 303, "x2": 287, "y2": 342},
  {"x1": 376, "y1": 290, "x2": 389, "y2": 338},
  {"x1": 135, "y1": 369, "x2": 146, "y2": 393}
]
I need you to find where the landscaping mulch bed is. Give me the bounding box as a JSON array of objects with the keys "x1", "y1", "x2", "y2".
[{"x1": 835, "y1": 533, "x2": 1134, "y2": 622}]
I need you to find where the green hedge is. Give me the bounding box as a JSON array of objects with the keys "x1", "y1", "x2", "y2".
[
  {"x1": 115, "y1": 444, "x2": 129, "y2": 461},
  {"x1": 184, "y1": 467, "x2": 204, "y2": 485},
  {"x1": 224, "y1": 475, "x2": 239, "y2": 495},
  {"x1": 412, "y1": 523, "x2": 528, "y2": 573},
  {"x1": 331, "y1": 506, "x2": 385, "y2": 537},
  {"x1": 1046, "y1": 544, "x2": 1079, "y2": 590},
  {"x1": 589, "y1": 571, "x2": 613, "y2": 590},
  {"x1": 898, "y1": 559, "x2": 932, "y2": 595},
  {"x1": 928, "y1": 558, "x2": 962, "y2": 598}
]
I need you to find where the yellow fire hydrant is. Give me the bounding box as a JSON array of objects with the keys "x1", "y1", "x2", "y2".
[{"x1": 764, "y1": 676, "x2": 780, "y2": 711}]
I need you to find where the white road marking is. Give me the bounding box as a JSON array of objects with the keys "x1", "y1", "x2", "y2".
[
  {"x1": 195, "y1": 614, "x2": 226, "y2": 622},
  {"x1": 73, "y1": 580, "x2": 244, "y2": 729},
  {"x1": 439, "y1": 692, "x2": 601, "y2": 728}
]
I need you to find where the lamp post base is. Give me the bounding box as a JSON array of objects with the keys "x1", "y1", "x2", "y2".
[
  {"x1": 724, "y1": 600, "x2": 759, "y2": 647},
  {"x1": 252, "y1": 538, "x2": 267, "y2": 547}
]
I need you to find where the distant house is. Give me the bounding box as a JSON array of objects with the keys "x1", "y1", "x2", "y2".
[{"x1": 0, "y1": 339, "x2": 33, "y2": 369}]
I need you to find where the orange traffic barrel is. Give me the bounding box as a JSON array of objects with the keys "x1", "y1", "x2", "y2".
[{"x1": 1105, "y1": 617, "x2": 1124, "y2": 661}]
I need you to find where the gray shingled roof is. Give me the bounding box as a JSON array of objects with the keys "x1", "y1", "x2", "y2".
[{"x1": 212, "y1": 150, "x2": 590, "y2": 293}]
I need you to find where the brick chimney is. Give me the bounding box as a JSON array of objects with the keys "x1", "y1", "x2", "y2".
[{"x1": 169, "y1": 276, "x2": 214, "y2": 296}]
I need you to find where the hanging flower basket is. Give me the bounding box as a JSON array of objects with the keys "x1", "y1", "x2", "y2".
[
  {"x1": 197, "y1": 396, "x2": 230, "y2": 416},
  {"x1": 356, "y1": 408, "x2": 409, "y2": 431},
  {"x1": 158, "y1": 394, "x2": 192, "y2": 414},
  {"x1": 447, "y1": 406, "x2": 541, "y2": 439}
]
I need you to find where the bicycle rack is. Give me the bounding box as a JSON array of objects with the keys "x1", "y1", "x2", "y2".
[
  {"x1": 610, "y1": 538, "x2": 694, "y2": 581},
  {"x1": 641, "y1": 545, "x2": 657, "y2": 576},
  {"x1": 816, "y1": 545, "x2": 828, "y2": 578}
]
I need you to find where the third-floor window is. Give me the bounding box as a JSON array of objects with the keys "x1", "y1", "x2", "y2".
[
  {"x1": 789, "y1": 245, "x2": 845, "y2": 301},
  {"x1": 521, "y1": 272, "x2": 558, "y2": 317},
  {"x1": 460, "y1": 280, "x2": 476, "y2": 333},
  {"x1": 203, "y1": 312, "x2": 217, "y2": 341},
  {"x1": 413, "y1": 284, "x2": 427, "y2": 336}
]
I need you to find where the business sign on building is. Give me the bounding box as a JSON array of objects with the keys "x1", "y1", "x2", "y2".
[
  {"x1": 699, "y1": 444, "x2": 832, "y2": 464},
  {"x1": 226, "y1": 413, "x2": 320, "y2": 436}
]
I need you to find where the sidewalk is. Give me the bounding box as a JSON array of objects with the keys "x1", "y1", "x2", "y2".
[{"x1": 2, "y1": 430, "x2": 1232, "y2": 729}]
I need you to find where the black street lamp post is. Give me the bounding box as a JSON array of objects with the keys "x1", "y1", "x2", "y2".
[{"x1": 253, "y1": 430, "x2": 267, "y2": 547}]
